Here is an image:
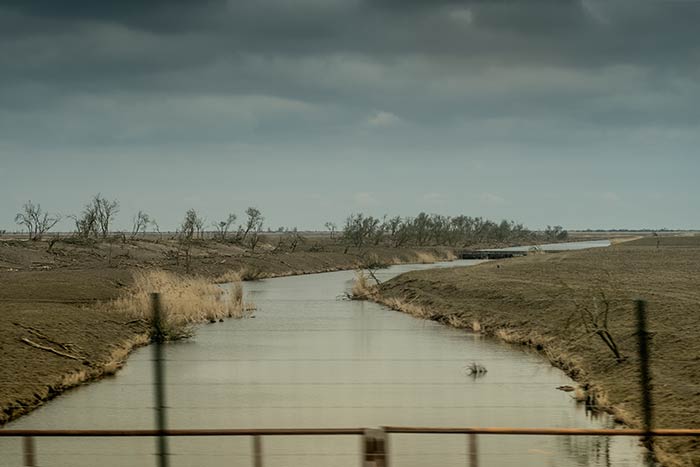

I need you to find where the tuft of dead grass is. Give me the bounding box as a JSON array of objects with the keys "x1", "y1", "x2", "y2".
[
  {"x1": 350, "y1": 271, "x2": 378, "y2": 300},
  {"x1": 214, "y1": 270, "x2": 242, "y2": 284},
  {"x1": 59, "y1": 370, "x2": 90, "y2": 388},
  {"x1": 379, "y1": 296, "x2": 433, "y2": 319},
  {"x1": 109, "y1": 270, "x2": 253, "y2": 340},
  {"x1": 414, "y1": 251, "x2": 439, "y2": 264},
  {"x1": 238, "y1": 266, "x2": 267, "y2": 281},
  {"x1": 102, "y1": 333, "x2": 151, "y2": 375},
  {"x1": 443, "y1": 250, "x2": 458, "y2": 261}
]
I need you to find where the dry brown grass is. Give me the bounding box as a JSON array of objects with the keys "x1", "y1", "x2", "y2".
[
  {"x1": 237, "y1": 266, "x2": 268, "y2": 281},
  {"x1": 378, "y1": 296, "x2": 432, "y2": 319},
  {"x1": 214, "y1": 270, "x2": 243, "y2": 284},
  {"x1": 414, "y1": 251, "x2": 439, "y2": 263},
  {"x1": 102, "y1": 333, "x2": 151, "y2": 375},
  {"x1": 350, "y1": 271, "x2": 378, "y2": 300},
  {"x1": 443, "y1": 250, "x2": 458, "y2": 261},
  {"x1": 54, "y1": 332, "x2": 152, "y2": 391},
  {"x1": 376, "y1": 237, "x2": 700, "y2": 466},
  {"x1": 109, "y1": 270, "x2": 252, "y2": 340},
  {"x1": 59, "y1": 370, "x2": 90, "y2": 388}
]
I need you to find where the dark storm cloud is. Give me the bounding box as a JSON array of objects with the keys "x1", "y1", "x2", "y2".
[
  {"x1": 4, "y1": 0, "x2": 699, "y2": 63},
  {"x1": 0, "y1": 0, "x2": 225, "y2": 32},
  {"x1": 2, "y1": 0, "x2": 700, "y2": 147}
]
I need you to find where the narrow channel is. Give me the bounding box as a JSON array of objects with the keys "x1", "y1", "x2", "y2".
[{"x1": 1, "y1": 241, "x2": 647, "y2": 466}]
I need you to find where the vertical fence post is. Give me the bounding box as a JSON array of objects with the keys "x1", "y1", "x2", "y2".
[
  {"x1": 363, "y1": 429, "x2": 388, "y2": 467},
  {"x1": 253, "y1": 435, "x2": 263, "y2": 467},
  {"x1": 22, "y1": 436, "x2": 36, "y2": 467},
  {"x1": 468, "y1": 433, "x2": 479, "y2": 467},
  {"x1": 151, "y1": 293, "x2": 169, "y2": 467},
  {"x1": 636, "y1": 299, "x2": 654, "y2": 463}
]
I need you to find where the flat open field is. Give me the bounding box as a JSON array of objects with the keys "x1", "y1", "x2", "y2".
[
  {"x1": 377, "y1": 235, "x2": 700, "y2": 466},
  {"x1": 0, "y1": 237, "x2": 455, "y2": 424}
]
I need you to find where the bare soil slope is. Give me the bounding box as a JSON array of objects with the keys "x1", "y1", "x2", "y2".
[{"x1": 378, "y1": 236, "x2": 700, "y2": 466}]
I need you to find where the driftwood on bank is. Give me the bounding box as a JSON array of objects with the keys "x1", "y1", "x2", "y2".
[{"x1": 20, "y1": 337, "x2": 83, "y2": 361}]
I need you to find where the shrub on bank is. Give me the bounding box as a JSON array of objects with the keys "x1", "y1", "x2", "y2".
[{"x1": 110, "y1": 270, "x2": 252, "y2": 340}]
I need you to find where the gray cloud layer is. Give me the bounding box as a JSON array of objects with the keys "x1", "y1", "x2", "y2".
[{"x1": 1, "y1": 0, "x2": 698, "y2": 229}]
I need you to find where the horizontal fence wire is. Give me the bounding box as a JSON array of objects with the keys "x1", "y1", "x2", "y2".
[{"x1": 3, "y1": 427, "x2": 700, "y2": 437}]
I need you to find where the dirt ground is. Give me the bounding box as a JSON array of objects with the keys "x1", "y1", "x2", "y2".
[
  {"x1": 0, "y1": 236, "x2": 455, "y2": 425},
  {"x1": 377, "y1": 235, "x2": 700, "y2": 466}
]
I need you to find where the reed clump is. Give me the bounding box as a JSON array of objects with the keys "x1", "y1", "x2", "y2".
[
  {"x1": 350, "y1": 271, "x2": 378, "y2": 300},
  {"x1": 214, "y1": 270, "x2": 243, "y2": 284},
  {"x1": 414, "y1": 251, "x2": 439, "y2": 264},
  {"x1": 238, "y1": 266, "x2": 267, "y2": 281},
  {"x1": 110, "y1": 270, "x2": 252, "y2": 340}
]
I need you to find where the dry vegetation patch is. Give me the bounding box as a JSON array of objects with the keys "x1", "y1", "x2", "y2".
[{"x1": 109, "y1": 270, "x2": 252, "y2": 340}]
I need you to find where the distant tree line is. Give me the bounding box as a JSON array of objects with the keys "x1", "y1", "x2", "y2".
[
  {"x1": 11, "y1": 196, "x2": 267, "y2": 247},
  {"x1": 341, "y1": 212, "x2": 567, "y2": 248},
  {"x1": 11, "y1": 199, "x2": 568, "y2": 249}
]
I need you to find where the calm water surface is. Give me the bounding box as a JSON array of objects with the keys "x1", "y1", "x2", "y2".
[{"x1": 1, "y1": 241, "x2": 646, "y2": 466}]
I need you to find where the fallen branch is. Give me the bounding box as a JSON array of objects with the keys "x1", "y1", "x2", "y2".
[
  {"x1": 20, "y1": 338, "x2": 83, "y2": 361},
  {"x1": 14, "y1": 324, "x2": 84, "y2": 354}
]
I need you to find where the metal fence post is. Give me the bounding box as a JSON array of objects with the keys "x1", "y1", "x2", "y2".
[
  {"x1": 253, "y1": 435, "x2": 263, "y2": 467},
  {"x1": 151, "y1": 293, "x2": 169, "y2": 467},
  {"x1": 468, "y1": 433, "x2": 479, "y2": 467},
  {"x1": 636, "y1": 299, "x2": 654, "y2": 463},
  {"x1": 22, "y1": 436, "x2": 36, "y2": 467},
  {"x1": 363, "y1": 428, "x2": 388, "y2": 467}
]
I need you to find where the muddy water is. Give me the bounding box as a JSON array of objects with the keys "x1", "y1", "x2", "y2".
[{"x1": 2, "y1": 243, "x2": 646, "y2": 466}]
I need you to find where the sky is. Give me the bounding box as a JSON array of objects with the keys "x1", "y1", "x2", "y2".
[{"x1": 1, "y1": 0, "x2": 699, "y2": 232}]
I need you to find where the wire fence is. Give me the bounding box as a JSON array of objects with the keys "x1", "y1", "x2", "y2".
[{"x1": 2, "y1": 297, "x2": 700, "y2": 467}]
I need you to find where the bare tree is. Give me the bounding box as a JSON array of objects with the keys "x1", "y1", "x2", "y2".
[
  {"x1": 178, "y1": 209, "x2": 203, "y2": 273},
  {"x1": 70, "y1": 195, "x2": 118, "y2": 239},
  {"x1": 242, "y1": 207, "x2": 264, "y2": 241},
  {"x1": 213, "y1": 213, "x2": 236, "y2": 241},
  {"x1": 572, "y1": 290, "x2": 624, "y2": 362},
  {"x1": 130, "y1": 211, "x2": 152, "y2": 239},
  {"x1": 386, "y1": 216, "x2": 410, "y2": 247},
  {"x1": 343, "y1": 213, "x2": 380, "y2": 248},
  {"x1": 151, "y1": 219, "x2": 162, "y2": 241},
  {"x1": 545, "y1": 225, "x2": 568, "y2": 241},
  {"x1": 93, "y1": 194, "x2": 119, "y2": 238},
  {"x1": 287, "y1": 227, "x2": 305, "y2": 252},
  {"x1": 179, "y1": 209, "x2": 200, "y2": 241},
  {"x1": 324, "y1": 222, "x2": 337, "y2": 239},
  {"x1": 15, "y1": 201, "x2": 61, "y2": 241},
  {"x1": 562, "y1": 276, "x2": 625, "y2": 363},
  {"x1": 194, "y1": 215, "x2": 206, "y2": 239},
  {"x1": 71, "y1": 205, "x2": 97, "y2": 239}
]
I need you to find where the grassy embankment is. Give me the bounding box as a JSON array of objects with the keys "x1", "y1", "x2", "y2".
[
  {"x1": 366, "y1": 236, "x2": 700, "y2": 467},
  {"x1": 0, "y1": 236, "x2": 455, "y2": 425}
]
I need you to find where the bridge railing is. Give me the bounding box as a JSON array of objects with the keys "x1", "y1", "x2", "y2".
[{"x1": 3, "y1": 426, "x2": 700, "y2": 467}]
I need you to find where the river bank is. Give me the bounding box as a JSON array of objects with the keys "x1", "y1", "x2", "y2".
[
  {"x1": 0, "y1": 237, "x2": 457, "y2": 425},
  {"x1": 374, "y1": 236, "x2": 700, "y2": 467}
]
